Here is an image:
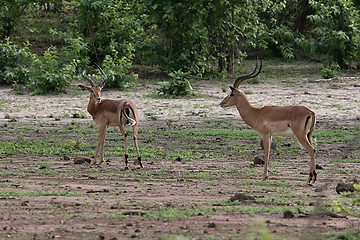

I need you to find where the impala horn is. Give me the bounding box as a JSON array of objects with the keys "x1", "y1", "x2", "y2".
[
  {"x1": 94, "y1": 63, "x2": 107, "y2": 87},
  {"x1": 233, "y1": 57, "x2": 262, "y2": 88},
  {"x1": 81, "y1": 66, "x2": 96, "y2": 87}
]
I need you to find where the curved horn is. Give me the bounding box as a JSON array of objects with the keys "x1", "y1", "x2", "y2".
[
  {"x1": 81, "y1": 66, "x2": 95, "y2": 87},
  {"x1": 233, "y1": 58, "x2": 262, "y2": 88},
  {"x1": 94, "y1": 63, "x2": 107, "y2": 87}
]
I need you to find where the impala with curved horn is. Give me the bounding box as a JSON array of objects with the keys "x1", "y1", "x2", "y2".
[
  {"x1": 220, "y1": 59, "x2": 317, "y2": 185},
  {"x1": 79, "y1": 63, "x2": 143, "y2": 169}
]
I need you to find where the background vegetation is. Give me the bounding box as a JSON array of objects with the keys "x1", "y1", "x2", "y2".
[{"x1": 1, "y1": 0, "x2": 359, "y2": 94}]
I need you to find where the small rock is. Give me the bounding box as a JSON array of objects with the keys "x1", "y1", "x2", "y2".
[
  {"x1": 207, "y1": 222, "x2": 216, "y2": 228},
  {"x1": 336, "y1": 183, "x2": 354, "y2": 194},
  {"x1": 353, "y1": 178, "x2": 359, "y2": 184},
  {"x1": 98, "y1": 234, "x2": 105, "y2": 240},
  {"x1": 31, "y1": 234, "x2": 39, "y2": 240},
  {"x1": 63, "y1": 155, "x2": 71, "y2": 161},
  {"x1": 176, "y1": 157, "x2": 182, "y2": 162},
  {"x1": 283, "y1": 210, "x2": 294, "y2": 218},
  {"x1": 254, "y1": 156, "x2": 264, "y2": 165},
  {"x1": 74, "y1": 156, "x2": 92, "y2": 164},
  {"x1": 229, "y1": 193, "x2": 255, "y2": 203},
  {"x1": 316, "y1": 164, "x2": 323, "y2": 170},
  {"x1": 336, "y1": 181, "x2": 356, "y2": 194}
]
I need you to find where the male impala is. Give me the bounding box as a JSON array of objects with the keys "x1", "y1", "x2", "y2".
[
  {"x1": 220, "y1": 59, "x2": 317, "y2": 184},
  {"x1": 79, "y1": 63, "x2": 143, "y2": 169}
]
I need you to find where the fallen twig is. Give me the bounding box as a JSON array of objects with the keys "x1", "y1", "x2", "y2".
[
  {"x1": 86, "y1": 189, "x2": 109, "y2": 194},
  {"x1": 297, "y1": 208, "x2": 346, "y2": 218}
]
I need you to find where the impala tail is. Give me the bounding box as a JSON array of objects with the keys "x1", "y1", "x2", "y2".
[
  {"x1": 305, "y1": 113, "x2": 316, "y2": 145},
  {"x1": 124, "y1": 107, "x2": 137, "y2": 126}
]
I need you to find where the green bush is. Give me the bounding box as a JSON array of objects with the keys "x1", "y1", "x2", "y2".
[
  {"x1": 257, "y1": 26, "x2": 296, "y2": 59},
  {"x1": 304, "y1": 0, "x2": 360, "y2": 68},
  {"x1": 30, "y1": 47, "x2": 78, "y2": 95},
  {"x1": 157, "y1": 70, "x2": 193, "y2": 96},
  {"x1": 102, "y1": 54, "x2": 137, "y2": 89},
  {"x1": 321, "y1": 64, "x2": 340, "y2": 79},
  {"x1": 0, "y1": 39, "x2": 33, "y2": 87},
  {"x1": 0, "y1": 0, "x2": 32, "y2": 38}
]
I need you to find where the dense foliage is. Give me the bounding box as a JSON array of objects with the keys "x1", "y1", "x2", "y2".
[{"x1": 1, "y1": 0, "x2": 359, "y2": 94}]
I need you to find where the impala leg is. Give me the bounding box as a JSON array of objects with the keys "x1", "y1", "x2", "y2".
[
  {"x1": 119, "y1": 125, "x2": 129, "y2": 170},
  {"x1": 297, "y1": 135, "x2": 316, "y2": 185},
  {"x1": 93, "y1": 124, "x2": 107, "y2": 166},
  {"x1": 133, "y1": 125, "x2": 143, "y2": 168},
  {"x1": 262, "y1": 134, "x2": 272, "y2": 181},
  {"x1": 98, "y1": 125, "x2": 107, "y2": 165}
]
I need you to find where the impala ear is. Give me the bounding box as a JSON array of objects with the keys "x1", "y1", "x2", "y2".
[
  {"x1": 229, "y1": 86, "x2": 235, "y2": 91},
  {"x1": 78, "y1": 84, "x2": 91, "y2": 91}
]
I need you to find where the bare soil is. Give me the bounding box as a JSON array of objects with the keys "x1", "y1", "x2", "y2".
[{"x1": 0, "y1": 74, "x2": 359, "y2": 239}]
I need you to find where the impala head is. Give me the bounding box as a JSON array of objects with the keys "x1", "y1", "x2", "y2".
[
  {"x1": 220, "y1": 58, "x2": 262, "y2": 108},
  {"x1": 79, "y1": 63, "x2": 107, "y2": 103},
  {"x1": 220, "y1": 86, "x2": 245, "y2": 108}
]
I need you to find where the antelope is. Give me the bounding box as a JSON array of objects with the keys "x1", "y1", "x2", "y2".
[
  {"x1": 79, "y1": 63, "x2": 143, "y2": 169},
  {"x1": 220, "y1": 59, "x2": 317, "y2": 185}
]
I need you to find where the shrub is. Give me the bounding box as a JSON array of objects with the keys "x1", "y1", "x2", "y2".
[
  {"x1": 0, "y1": 39, "x2": 33, "y2": 87},
  {"x1": 304, "y1": 0, "x2": 360, "y2": 68},
  {"x1": 101, "y1": 43, "x2": 138, "y2": 89},
  {"x1": 157, "y1": 70, "x2": 193, "y2": 96},
  {"x1": 30, "y1": 47, "x2": 77, "y2": 95},
  {"x1": 321, "y1": 64, "x2": 340, "y2": 79},
  {"x1": 257, "y1": 26, "x2": 296, "y2": 59}
]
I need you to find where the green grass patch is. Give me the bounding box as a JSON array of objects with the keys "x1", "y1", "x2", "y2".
[
  {"x1": 0, "y1": 190, "x2": 81, "y2": 197},
  {"x1": 182, "y1": 171, "x2": 221, "y2": 180},
  {"x1": 330, "y1": 158, "x2": 360, "y2": 163},
  {"x1": 145, "y1": 205, "x2": 216, "y2": 219},
  {"x1": 0, "y1": 138, "x2": 84, "y2": 155},
  {"x1": 314, "y1": 127, "x2": 359, "y2": 144}
]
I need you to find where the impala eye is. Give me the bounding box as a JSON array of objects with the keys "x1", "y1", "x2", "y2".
[{"x1": 91, "y1": 89, "x2": 95, "y2": 93}]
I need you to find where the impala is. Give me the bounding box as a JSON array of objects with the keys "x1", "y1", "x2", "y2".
[
  {"x1": 220, "y1": 59, "x2": 317, "y2": 184},
  {"x1": 79, "y1": 63, "x2": 143, "y2": 169}
]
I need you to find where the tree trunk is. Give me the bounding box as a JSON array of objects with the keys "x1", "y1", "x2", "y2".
[
  {"x1": 294, "y1": 0, "x2": 310, "y2": 33},
  {"x1": 227, "y1": 43, "x2": 234, "y2": 73}
]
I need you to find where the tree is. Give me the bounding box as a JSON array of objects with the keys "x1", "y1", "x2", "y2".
[
  {"x1": 204, "y1": 0, "x2": 259, "y2": 73},
  {"x1": 304, "y1": 0, "x2": 360, "y2": 68},
  {"x1": 143, "y1": 0, "x2": 261, "y2": 74},
  {"x1": 0, "y1": 0, "x2": 32, "y2": 38}
]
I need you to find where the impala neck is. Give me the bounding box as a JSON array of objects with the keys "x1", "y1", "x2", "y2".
[
  {"x1": 87, "y1": 98, "x2": 99, "y2": 117},
  {"x1": 235, "y1": 94, "x2": 259, "y2": 129}
]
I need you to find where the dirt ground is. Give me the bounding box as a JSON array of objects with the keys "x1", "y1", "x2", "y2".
[{"x1": 0, "y1": 71, "x2": 359, "y2": 239}]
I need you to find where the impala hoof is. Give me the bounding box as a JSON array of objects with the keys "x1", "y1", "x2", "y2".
[
  {"x1": 136, "y1": 157, "x2": 143, "y2": 168},
  {"x1": 124, "y1": 166, "x2": 129, "y2": 170},
  {"x1": 308, "y1": 170, "x2": 317, "y2": 185}
]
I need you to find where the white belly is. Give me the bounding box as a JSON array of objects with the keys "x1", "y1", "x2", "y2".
[{"x1": 273, "y1": 128, "x2": 295, "y2": 137}]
